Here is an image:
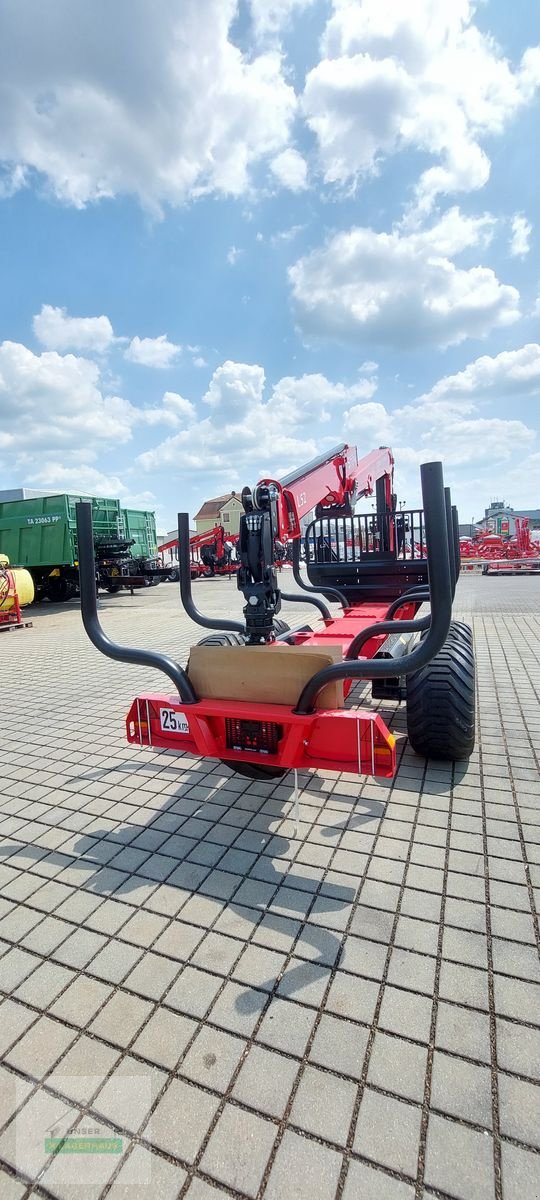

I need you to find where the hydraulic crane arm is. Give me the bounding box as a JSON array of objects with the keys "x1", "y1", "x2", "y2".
[
  {"x1": 160, "y1": 524, "x2": 237, "y2": 558},
  {"x1": 255, "y1": 444, "x2": 395, "y2": 541},
  {"x1": 237, "y1": 444, "x2": 395, "y2": 643}
]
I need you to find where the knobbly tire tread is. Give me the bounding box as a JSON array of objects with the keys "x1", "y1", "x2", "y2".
[
  {"x1": 196, "y1": 631, "x2": 245, "y2": 647},
  {"x1": 406, "y1": 621, "x2": 475, "y2": 761}
]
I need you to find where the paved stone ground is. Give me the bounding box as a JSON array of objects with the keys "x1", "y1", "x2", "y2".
[{"x1": 0, "y1": 575, "x2": 539, "y2": 1200}]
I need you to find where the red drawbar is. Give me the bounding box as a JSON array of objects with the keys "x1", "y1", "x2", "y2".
[{"x1": 126, "y1": 695, "x2": 397, "y2": 779}]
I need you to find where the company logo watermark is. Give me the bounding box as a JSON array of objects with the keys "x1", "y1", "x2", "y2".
[{"x1": 45, "y1": 1122, "x2": 123, "y2": 1155}]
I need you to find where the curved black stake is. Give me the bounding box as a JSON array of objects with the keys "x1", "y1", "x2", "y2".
[
  {"x1": 346, "y1": 613, "x2": 430, "y2": 660},
  {"x1": 294, "y1": 461, "x2": 453, "y2": 713},
  {"x1": 452, "y1": 505, "x2": 461, "y2": 581},
  {"x1": 385, "y1": 587, "x2": 430, "y2": 619},
  {"x1": 292, "y1": 539, "x2": 349, "y2": 609},
  {"x1": 76, "y1": 503, "x2": 197, "y2": 703},
  {"x1": 445, "y1": 488, "x2": 456, "y2": 597},
  {"x1": 280, "y1": 590, "x2": 331, "y2": 621},
  {"x1": 177, "y1": 513, "x2": 245, "y2": 635}
]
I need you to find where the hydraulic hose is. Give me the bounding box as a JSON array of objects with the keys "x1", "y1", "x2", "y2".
[{"x1": 76, "y1": 503, "x2": 197, "y2": 703}]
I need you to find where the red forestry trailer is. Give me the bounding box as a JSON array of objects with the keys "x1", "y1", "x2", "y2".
[
  {"x1": 75, "y1": 445, "x2": 475, "y2": 782},
  {"x1": 160, "y1": 524, "x2": 239, "y2": 580}
]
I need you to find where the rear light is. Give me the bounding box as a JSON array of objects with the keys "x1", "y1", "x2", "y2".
[{"x1": 225, "y1": 718, "x2": 282, "y2": 755}]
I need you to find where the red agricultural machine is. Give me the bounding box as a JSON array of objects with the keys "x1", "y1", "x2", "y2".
[
  {"x1": 160, "y1": 524, "x2": 239, "y2": 581},
  {"x1": 76, "y1": 445, "x2": 475, "y2": 783},
  {"x1": 459, "y1": 518, "x2": 540, "y2": 574}
]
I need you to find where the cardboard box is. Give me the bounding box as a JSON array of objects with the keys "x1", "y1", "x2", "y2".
[{"x1": 187, "y1": 642, "x2": 344, "y2": 710}]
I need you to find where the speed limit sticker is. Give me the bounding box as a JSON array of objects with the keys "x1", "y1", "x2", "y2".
[{"x1": 159, "y1": 708, "x2": 190, "y2": 734}]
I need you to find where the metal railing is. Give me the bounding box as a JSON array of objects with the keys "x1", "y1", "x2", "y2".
[{"x1": 304, "y1": 509, "x2": 427, "y2": 566}]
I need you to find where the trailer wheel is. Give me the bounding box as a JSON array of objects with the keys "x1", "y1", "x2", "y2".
[
  {"x1": 445, "y1": 620, "x2": 473, "y2": 647},
  {"x1": 196, "y1": 631, "x2": 245, "y2": 647},
  {"x1": 228, "y1": 762, "x2": 287, "y2": 781},
  {"x1": 47, "y1": 576, "x2": 74, "y2": 603},
  {"x1": 273, "y1": 619, "x2": 290, "y2": 637},
  {"x1": 406, "y1": 622, "x2": 475, "y2": 761},
  {"x1": 107, "y1": 583, "x2": 122, "y2": 594}
]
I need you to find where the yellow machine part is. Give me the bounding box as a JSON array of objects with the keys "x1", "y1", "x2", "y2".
[{"x1": 0, "y1": 565, "x2": 35, "y2": 610}]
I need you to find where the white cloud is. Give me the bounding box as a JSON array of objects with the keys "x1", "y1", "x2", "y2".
[
  {"x1": 137, "y1": 360, "x2": 377, "y2": 475},
  {"x1": 249, "y1": 0, "x2": 317, "y2": 39},
  {"x1": 125, "y1": 335, "x2": 181, "y2": 368},
  {"x1": 417, "y1": 343, "x2": 540, "y2": 404},
  {"x1": 226, "y1": 246, "x2": 243, "y2": 266},
  {"x1": 162, "y1": 391, "x2": 197, "y2": 421},
  {"x1": 0, "y1": 341, "x2": 136, "y2": 461},
  {"x1": 290, "y1": 207, "x2": 520, "y2": 349},
  {"x1": 360, "y1": 361, "x2": 378, "y2": 373},
  {"x1": 24, "y1": 462, "x2": 157, "y2": 508},
  {"x1": 303, "y1": 0, "x2": 540, "y2": 210},
  {"x1": 137, "y1": 391, "x2": 196, "y2": 428},
  {"x1": 270, "y1": 148, "x2": 308, "y2": 191},
  {"x1": 135, "y1": 353, "x2": 538, "y2": 523},
  {"x1": 0, "y1": 0, "x2": 296, "y2": 210},
  {"x1": 343, "y1": 401, "x2": 392, "y2": 442},
  {"x1": 509, "y1": 214, "x2": 532, "y2": 258},
  {"x1": 0, "y1": 339, "x2": 194, "y2": 486},
  {"x1": 33, "y1": 304, "x2": 116, "y2": 353}
]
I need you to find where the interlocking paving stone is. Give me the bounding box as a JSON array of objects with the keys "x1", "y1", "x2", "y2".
[
  {"x1": 500, "y1": 1141, "x2": 540, "y2": 1200},
  {"x1": 200, "y1": 1104, "x2": 277, "y2": 1197},
  {"x1": 353, "y1": 1087, "x2": 422, "y2": 1176},
  {"x1": 367, "y1": 1031, "x2": 428, "y2": 1103},
  {"x1": 131, "y1": 1007, "x2": 197, "y2": 1070},
  {"x1": 496, "y1": 1016, "x2": 540, "y2": 1080},
  {"x1": 0, "y1": 999, "x2": 37, "y2": 1056},
  {"x1": 264, "y1": 1130, "x2": 342, "y2": 1200},
  {"x1": 89, "y1": 989, "x2": 154, "y2": 1047},
  {"x1": 425, "y1": 1112, "x2": 495, "y2": 1200},
  {"x1": 498, "y1": 1072, "x2": 540, "y2": 1150},
  {"x1": 144, "y1": 1077, "x2": 220, "y2": 1162},
  {"x1": 342, "y1": 1159, "x2": 415, "y2": 1200},
  {"x1": 46, "y1": 1033, "x2": 121, "y2": 1103},
  {"x1": 106, "y1": 1144, "x2": 186, "y2": 1200},
  {"x1": 430, "y1": 1049, "x2": 493, "y2": 1127},
  {"x1": 92, "y1": 1054, "x2": 167, "y2": 1134},
  {"x1": 232, "y1": 1044, "x2": 299, "y2": 1116},
  {"x1": 5, "y1": 1013, "x2": 77, "y2": 1079},
  {"x1": 2, "y1": 577, "x2": 540, "y2": 1197},
  {"x1": 435, "y1": 1000, "x2": 491, "y2": 1065},
  {"x1": 180, "y1": 1025, "x2": 246, "y2": 1092}
]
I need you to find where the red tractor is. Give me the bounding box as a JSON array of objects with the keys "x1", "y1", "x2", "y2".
[{"x1": 76, "y1": 445, "x2": 475, "y2": 783}]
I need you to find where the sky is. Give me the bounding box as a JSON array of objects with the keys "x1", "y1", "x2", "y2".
[{"x1": 0, "y1": 0, "x2": 539, "y2": 533}]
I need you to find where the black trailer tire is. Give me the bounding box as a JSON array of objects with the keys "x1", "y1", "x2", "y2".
[
  {"x1": 107, "y1": 583, "x2": 122, "y2": 594},
  {"x1": 227, "y1": 761, "x2": 287, "y2": 780},
  {"x1": 445, "y1": 620, "x2": 473, "y2": 646},
  {"x1": 406, "y1": 625, "x2": 475, "y2": 761},
  {"x1": 196, "y1": 631, "x2": 245, "y2": 647},
  {"x1": 273, "y1": 619, "x2": 291, "y2": 637},
  {"x1": 47, "y1": 576, "x2": 73, "y2": 603}
]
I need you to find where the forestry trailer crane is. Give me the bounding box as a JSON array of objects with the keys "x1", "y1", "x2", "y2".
[
  {"x1": 160, "y1": 524, "x2": 239, "y2": 580},
  {"x1": 75, "y1": 444, "x2": 475, "y2": 782}
]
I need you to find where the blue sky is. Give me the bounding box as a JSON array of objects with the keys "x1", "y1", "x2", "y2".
[{"x1": 1, "y1": 0, "x2": 539, "y2": 531}]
